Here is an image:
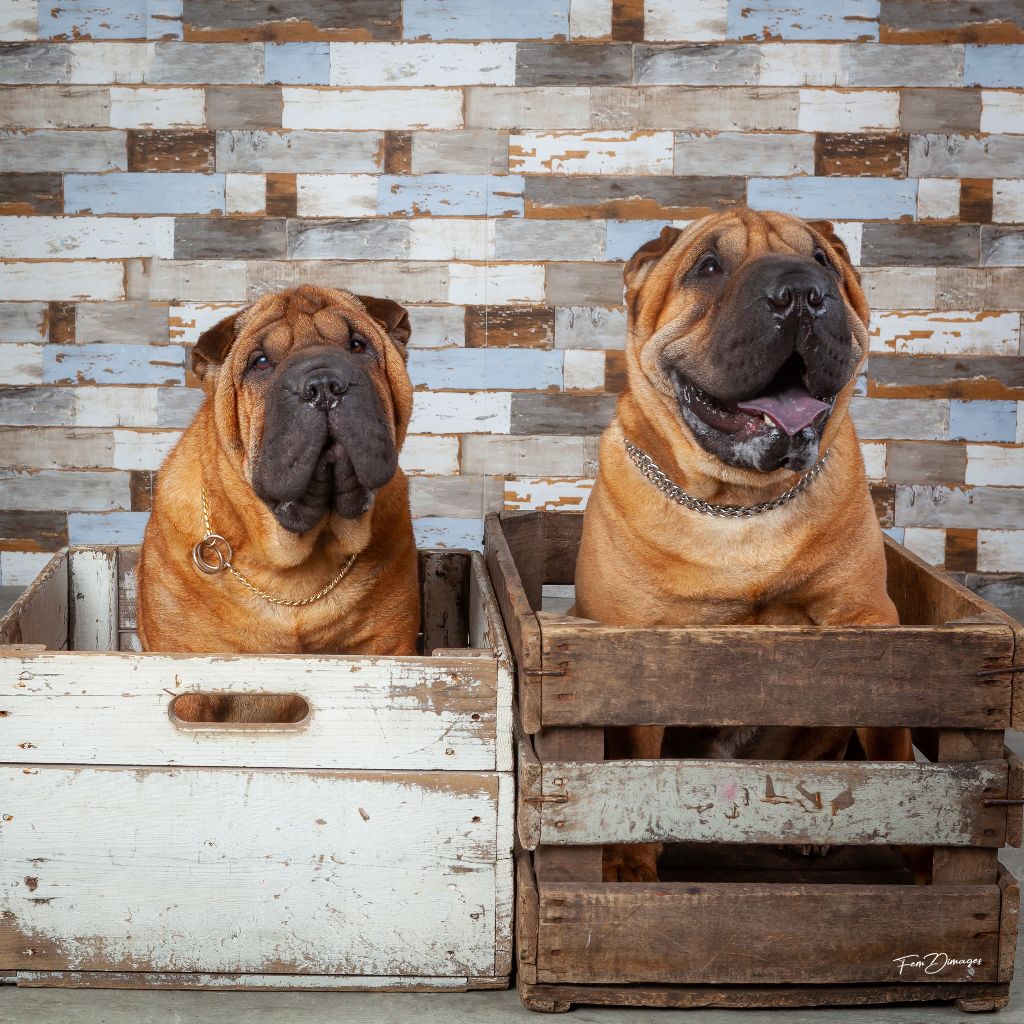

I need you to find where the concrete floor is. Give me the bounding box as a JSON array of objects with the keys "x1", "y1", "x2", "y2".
[{"x1": 2, "y1": 979, "x2": 1022, "y2": 1024}]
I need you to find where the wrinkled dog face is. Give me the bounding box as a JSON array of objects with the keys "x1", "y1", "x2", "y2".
[
  {"x1": 626, "y1": 210, "x2": 869, "y2": 474},
  {"x1": 192, "y1": 285, "x2": 412, "y2": 534}
]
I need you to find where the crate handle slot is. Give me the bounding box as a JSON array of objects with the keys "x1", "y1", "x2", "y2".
[
  {"x1": 168, "y1": 692, "x2": 311, "y2": 730},
  {"x1": 977, "y1": 665, "x2": 1024, "y2": 677}
]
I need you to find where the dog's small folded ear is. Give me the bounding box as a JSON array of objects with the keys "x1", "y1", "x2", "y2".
[
  {"x1": 357, "y1": 294, "x2": 411, "y2": 361},
  {"x1": 624, "y1": 225, "x2": 683, "y2": 315},
  {"x1": 191, "y1": 311, "x2": 242, "y2": 382}
]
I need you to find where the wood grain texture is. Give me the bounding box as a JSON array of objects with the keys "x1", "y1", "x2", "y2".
[
  {"x1": 535, "y1": 756, "x2": 1008, "y2": 847},
  {"x1": 517, "y1": 978, "x2": 1012, "y2": 1011},
  {"x1": 0, "y1": 765, "x2": 503, "y2": 976},
  {"x1": 535, "y1": 880, "x2": 1001, "y2": 985},
  {"x1": 538, "y1": 618, "x2": 1013, "y2": 727},
  {"x1": 126, "y1": 129, "x2": 215, "y2": 171}
]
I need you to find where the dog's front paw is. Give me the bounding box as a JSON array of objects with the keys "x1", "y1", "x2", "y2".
[{"x1": 603, "y1": 843, "x2": 662, "y2": 882}]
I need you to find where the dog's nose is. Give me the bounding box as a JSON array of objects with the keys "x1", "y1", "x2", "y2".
[
  {"x1": 767, "y1": 268, "x2": 829, "y2": 318},
  {"x1": 301, "y1": 369, "x2": 349, "y2": 411}
]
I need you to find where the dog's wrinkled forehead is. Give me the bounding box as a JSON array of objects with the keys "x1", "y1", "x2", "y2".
[{"x1": 237, "y1": 285, "x2": 363, "y2": 357}]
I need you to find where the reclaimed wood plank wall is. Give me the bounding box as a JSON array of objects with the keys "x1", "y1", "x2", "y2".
[{"x1": 0, "y1": 0, "x2": 1022, "y2": 610}]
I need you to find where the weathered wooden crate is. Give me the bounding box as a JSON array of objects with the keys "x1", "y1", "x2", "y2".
[
  {"x1": 485, "y1": 510, "x2": 1024, "y2": 1014},
  {"x1": 0, "y1": 546, "x2": 513, "y2": 992}
]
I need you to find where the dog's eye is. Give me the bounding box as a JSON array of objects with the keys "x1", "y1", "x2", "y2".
[
  {"x1": 697, "y1": 254, "x2": 722, "y2": 277},
  {"x1": 349, "y1": 333, "x2": 368, "y2": 353},
  {"x1": 813, "y1": 248, "x2": 835, "y2": 272},
  {"x1": 247, "y1": 352, "x2": 272, "y2": 372}
]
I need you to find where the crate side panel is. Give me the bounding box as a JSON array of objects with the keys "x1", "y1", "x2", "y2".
[
  {"x1": 536, "y1": 881, "x2": 1000, "y2": 985},
  {"x1": 540, "y1": 757, "x2": 1008, "y2": 847},
  {"x1": 69, "y1": 548, "x2": 117, "y2": 652},
  {"x1": 540, "y1": 622, "x2": 1014, "y2": 728},
  {"x1": 0, "y1": 652, "x2": 498, "y2": 770},
  {"x1": 0, "y1": 551, "x2": 68, "y2": 650},
  {"x1": 0, "y1": 766, "x2": 500, "y2": 977}
]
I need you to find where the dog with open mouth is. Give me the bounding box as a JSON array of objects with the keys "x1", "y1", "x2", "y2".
[
  {"x1": 574, "y1": 209, "x2": 913, "y2": 882},
  {"x1": 137, "y1": 285, "x2": 420, "y2": 683}
]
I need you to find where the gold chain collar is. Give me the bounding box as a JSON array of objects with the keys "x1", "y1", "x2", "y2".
[{"x1": 191, "y1": 488, "x2": 356, "y2": 608}]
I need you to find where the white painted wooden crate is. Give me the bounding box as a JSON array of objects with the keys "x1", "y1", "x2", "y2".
[{"x1": 0, "y1": 547, "x2": 513, "y2": 992}]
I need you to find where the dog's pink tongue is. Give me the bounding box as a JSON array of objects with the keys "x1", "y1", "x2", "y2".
[{"x1": 736, "y1": 385, "x2": 830, "y2": 437}]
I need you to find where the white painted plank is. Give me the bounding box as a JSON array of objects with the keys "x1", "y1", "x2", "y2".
[
  {"x1": 869, "y1": 311, "x2": 1019, "y2": 357},
  {"x1": 469, "y1": 554, "x2": 514, "y2": 774},
  {"x1": 539, "y1": 758, "x2": 1007, "y2": 847},
  {"x1": 12, "y1": 972, "x2": 496, "y2": 990},
  {"x1": 69, "y1": 548, "x2": 117, "y2": 653},
  {"x1": 0, "y1": 766, "x2": 502, "y2": 976},
  {"x1": 330, "y1": 43, "x2": 516, "y2": 87},
  {"x1": 0, "y1": 651, "x2": 500, "y2": 770}
]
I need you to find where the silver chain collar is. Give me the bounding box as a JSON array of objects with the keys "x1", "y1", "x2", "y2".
[{"x1": 624, "y1": 439, "x2": 830, "y2": 518}]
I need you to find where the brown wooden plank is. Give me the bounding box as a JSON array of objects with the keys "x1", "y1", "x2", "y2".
[
  {"x1": 814, "y1": 133, "x2": 909, "y2": 178},
  {"x1": 540, "y1": 510, "x2": 582, "y2": 587},
  {"x1": 534, "y1": 727, "x2": 603, "y2": 883},
  {"x1": 537, "y1": 881, "x2": 1000, "y2": 985},
  {"x1": 518, "y1": 978, "x2": 1010, "y2": 1011},
  {"x1": 465, "y1": 306, "x2": 554, "y2": 349},
  {"x1": 539, "y1": 618, "x2": 1014, "y2": 728},
  {"x1": 127, "y1": 130, "x2": 215, "y2": 172},
  {"x1": 932, "y1": 730, "x2": 1004, "y2": 886},
  {"x1": 516, "y1": 710, "x2": 542, "y2": 850},
  {"x1": 883, "y1": 534, "x2": 993, "y2": 624},
  {"x1": 536, "y1": 757, "x2": 1007, "y2": 848},
  {"x1": 515, "y1": 846, "x2": 539, "y2": 986},
  {"x1": 484, "y1": 512, "x2": 543, "y2": 732},
  {"x1": 419, "y1": 549, "x2": 470, "y2": 655},
  {"x1": 1006, "y1": 745, "x2": 1023, "y2": 848},
  {"x1": 997, "y1": 862, "x2": 1020, "y2": 984}
]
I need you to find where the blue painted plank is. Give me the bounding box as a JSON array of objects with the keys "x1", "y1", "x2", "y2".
[
  {"x1": 965, "y1": 45, "x2": 1024, "y2": 87},
  {"x1": 409, "y1": 348, "x2": 563, "y2": 390},
  {"x1": 403, "y1": 0, "x2": 569, "y2": 40},
  {"x1": 748, "y1": 177, "x2": 917, "y2": 220},
  {"x1": 606, "y1": 220, "x2": 681, "y2": 261},
  {"x1": 882, "y1": 526, "x2": 905, "y2": 543},
  {"x1": 413, "y1": 516, "x2": 483, "y2": 550},
  {"x1": 264, "y1": 42, "x2": 330, "y2": 85},
  {"x1": 69, "y1": 511, "x2": 149, "y2": 544},
  {"x1": 41, "y1": 0, "x2": 146, "y2": 39},
  {"x1": 147, "y1": 0, "x2": 182, "y2": 39},
  {"x1": 64, "y1": 174, "x2": 225, "y2": 215},
  {"x1": 949, "y1": 401, "x2": 1018, "y2": 442},
  {"x1": 727, "y1": 0, "x2": 879, "y2": 41},
  {"x1": 44, "y1": 344, "x2": 186, "y2": 386},
  {"x1": 378, "y1": 174, "x2": 524, "y2": 217}
]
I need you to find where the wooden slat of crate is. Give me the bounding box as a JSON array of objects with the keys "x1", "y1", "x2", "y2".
[
  {"x1": 0, "y1": 650, "x2": 498, "y2": 771},
  {"x1": 525, "y1": 757, "x2": 1007, "y2": 848},
  {"x1": 0, "y1": 552, "x2": 68, "y2": 650},
  {"x1": 538, "y1": 617, "x2": 1014, "y2": 728},
  {"x1": 69, "y1": 548, "x2": 117, "y2": 652},
  {"x1": 535, "y1": 880, "x2": 1001, "y2": 986},
  {"x1": 0, "y1": 764, "x2": 503, "y2": 978},
  {"x1": 885, "y1": 537, "x2": 1024, "y2": 728},
  {"x1": 517, "y1": 979, "x2": 1010, "y2": 1012},
  {"x1": 484, "y1": 513, "x2": 544, "y2": 732},
  {"x1": 12, "y1": 972, "x2": 508, "y2": 991}
]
